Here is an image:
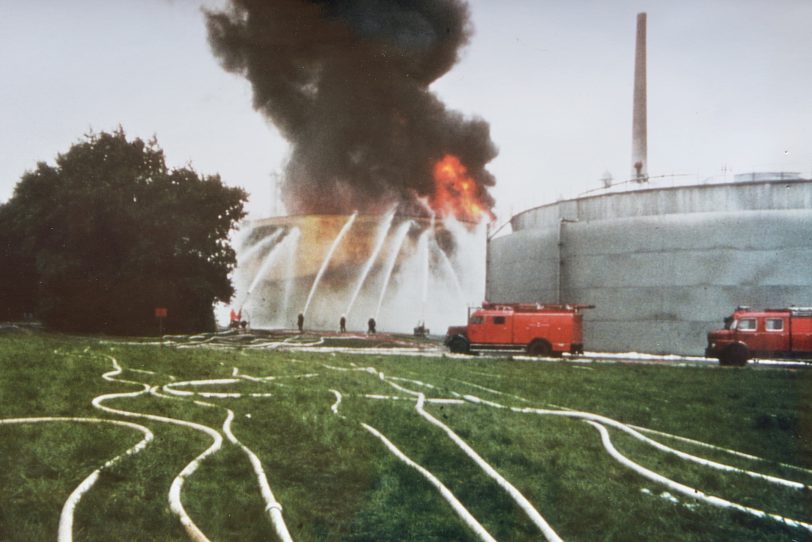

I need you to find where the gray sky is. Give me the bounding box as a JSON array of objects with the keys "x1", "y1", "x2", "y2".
[{"x1": 1, "y1": 0, "x2": 810, "y2": 221}]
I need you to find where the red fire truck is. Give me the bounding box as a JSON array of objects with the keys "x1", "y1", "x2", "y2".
[
  {"x1": 444, "y1": 302, "x2": 593, "y2": 356},
  {"x1": 706, "y1": 306, "x2": 812, "y2": 366}
]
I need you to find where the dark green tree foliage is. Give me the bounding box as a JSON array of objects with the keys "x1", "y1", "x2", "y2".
[{"x1": 0, "y1": 129, "x2": 246, "y2": 334}]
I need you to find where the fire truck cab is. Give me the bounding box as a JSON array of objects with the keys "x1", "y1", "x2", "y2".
[
  {"x1": 445, "y1": 302, "x2": 592, "y2": 356},
  {"x1": 706, "y1": 306, "x2": 812, "y2": 366}
]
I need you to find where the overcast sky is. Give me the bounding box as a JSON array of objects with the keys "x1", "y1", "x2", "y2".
[{"x1": 1, "y1": 0, "x2": 810, "y2": 221}]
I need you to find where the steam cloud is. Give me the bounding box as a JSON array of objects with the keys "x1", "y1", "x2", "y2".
[{"x1": 206, "y1": 0, "x2": 497, "y2": 217}]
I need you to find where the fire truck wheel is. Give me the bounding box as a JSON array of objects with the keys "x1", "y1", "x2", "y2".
[
  {"x1": 721, "y1": 343, "x2": 749, "y2": 367},
  {"x1": 527, "y1": 339, "x2": 552, "y2": 357},
  {"x1": 449, "y1": 337, "x2": 470, "y2": 354}
]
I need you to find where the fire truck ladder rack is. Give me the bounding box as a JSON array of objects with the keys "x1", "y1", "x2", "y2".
[{"x1": 480, "y1": 302, "x2": 595, "y2": 312}]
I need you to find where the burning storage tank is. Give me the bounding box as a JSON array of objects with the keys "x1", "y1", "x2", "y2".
[
  {"x1": 233, "y1": 213, "x2": 486, "y2": 334},
  {"x1": 486, "y1": 174, "x2": 812, "y2": 355},
  {"x1": 207, "y1": 1, "x2": 498, "y2": 331}
]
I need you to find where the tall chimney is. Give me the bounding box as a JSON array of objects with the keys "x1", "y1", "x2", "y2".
[{"x1": 632, "y1": 12, "x2": 648, "y2": 182}]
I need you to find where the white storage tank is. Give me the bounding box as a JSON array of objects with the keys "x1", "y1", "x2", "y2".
[{"x1": 486, "y1": 176, "x2": 812, "y2": 355}]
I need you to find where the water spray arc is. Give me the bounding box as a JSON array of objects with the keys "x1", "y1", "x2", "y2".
[
  {"x1": 302, "y1": 212, "x2": 358, "y2": 317},
  {"x1": 433, "y1": 239, "x2": 466, "y2": 306},
  {"x1": 244, "y1": 230, "x2": 290, "y2": 301},
  {"x1": 419, "y1": 228, "x2": 431, "y2": 323},
  {"x1": 374, "y1": 219, "x2": 415, "y2": 321},
  {"x1": 276, "y1": 228, "x2": 301, "y2": 327},
  {"x1": 345, "y1": 208, "x2": 397, "y2": 321},
  {"x1": 238, "y1": 228, "x2": 285, "y2": 266}
]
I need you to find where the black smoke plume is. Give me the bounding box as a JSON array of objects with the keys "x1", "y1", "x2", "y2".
[{"x1": 206, "y1": 0, "x2": 497, "y2": 217}]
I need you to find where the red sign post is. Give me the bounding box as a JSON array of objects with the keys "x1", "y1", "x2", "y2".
[{"x1": 155, "y1": 307, "x2": 168, "y2": 339}]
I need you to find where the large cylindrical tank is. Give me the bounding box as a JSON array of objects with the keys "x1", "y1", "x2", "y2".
[
  {"x1": 233, "y1": 214, "x2": 486, "y2": 334},
  {"x1": 486, "y1": 178, "x2": 812, "y2": 355}
]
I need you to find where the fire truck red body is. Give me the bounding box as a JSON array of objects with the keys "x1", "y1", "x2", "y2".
[
  {"x1": 444, "y1": 302, "x2": 592, "y2": 356},
  {"x1": 706, "y1": 306, "x2": 812, "y2": 366}
]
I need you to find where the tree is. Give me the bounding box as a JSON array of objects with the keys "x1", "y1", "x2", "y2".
[{"x1": 0, "y1": 129, "x2": 247, "y2": 334}]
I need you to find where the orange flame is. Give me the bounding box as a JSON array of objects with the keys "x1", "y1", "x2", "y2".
[{"x1": 430, "y1": 154, "x2": 493, "y2": 223}]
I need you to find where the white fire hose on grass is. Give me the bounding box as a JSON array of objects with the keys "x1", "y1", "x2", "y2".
[{"x1": 0, "y1": 416, "x2": 153, "y2": 542}]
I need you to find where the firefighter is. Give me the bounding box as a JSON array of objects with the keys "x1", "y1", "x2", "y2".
[
  {"x1": 229, "y1": 308, "x2": 241, "y2": 330},
  {"x1": 340, "y1": 315, "x2": 346, "y2": 333},
  {"x1": 367, "y1": 317, "x2": 376, "y2": 335},
  {"x1": 297, "y1": 313, "x2": 304, "y2": 333}
]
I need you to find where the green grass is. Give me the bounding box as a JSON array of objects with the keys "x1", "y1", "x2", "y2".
[{"x1": 0, "y1": 332, "x2": 810, "y2": 541}]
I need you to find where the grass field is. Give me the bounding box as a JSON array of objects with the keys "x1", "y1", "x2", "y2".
[{"x1": 1, "y1": 330, "x2": 810, "y2": 541}]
